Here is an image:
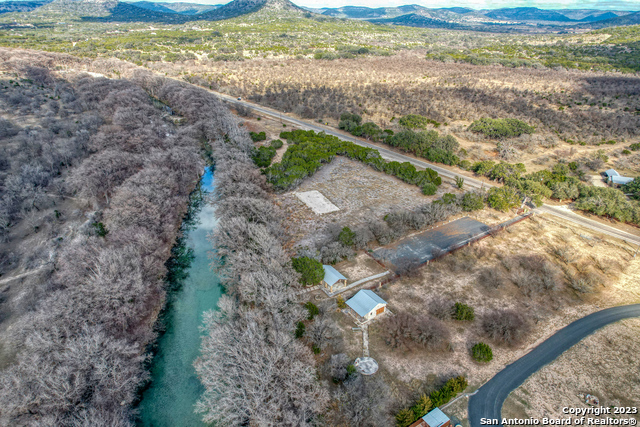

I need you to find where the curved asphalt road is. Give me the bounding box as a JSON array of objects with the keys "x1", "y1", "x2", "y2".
[{"x1": 468, "y1": 304, "x2": 640, "y2": 427}]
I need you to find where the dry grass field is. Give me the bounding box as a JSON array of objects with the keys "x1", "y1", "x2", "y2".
[
  {"x1": 150, "y1": 51, "x2": 640, "y2": 146},
  {"x1": 503, "y1": 318, "x2": 640, "y2": 422},
  {"x1": 273, "y1": 156, "x2": 446, "y2": 250},
  {"x1": 356, "y1": 213, "x2": 638, "y2": 418}
]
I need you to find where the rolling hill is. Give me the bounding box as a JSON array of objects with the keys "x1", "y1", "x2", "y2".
[
  {"x1": 484, "y1": 7, "x2": 574, "y2": 22},
  {"x1": 128, "y1": 1, "x2": 221, "y2": 14},
  {"x1": 0, "y1": 0, "x2": 52, "y2": 14}
]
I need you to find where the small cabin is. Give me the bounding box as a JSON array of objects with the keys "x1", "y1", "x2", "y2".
[
  {"x1": 604, "y1": 169, "x2": 620, "y2": 180},
  {"x1": 321, "y1": 265, "x2": 347, "y2": 293},
  {"x1": 409, "y1": 408, "x2": 452, "y2": 427},
  {"x1": 346, "y1": 290, "x2": 387, "y2": 321},
  {"x1": 610, "y1": 176, "x2": 634, "y2": 187}
]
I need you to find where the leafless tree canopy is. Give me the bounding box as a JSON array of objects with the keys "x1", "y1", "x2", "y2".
[
  {"x1": 193, "y1": 105, "x2": 328, "y2": 425},
  {"x1": 0, "y1": 51, "x2": 228, "y2": 425},
  {"x1": 482, "y1": 309, "x2": 531, "y2": 346},
  {"x1": 380, "y1": 312, "x2": 451, "y2": 351}
]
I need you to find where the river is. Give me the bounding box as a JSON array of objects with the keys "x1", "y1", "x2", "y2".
[{"x1": 138, "y1": 167, "x2": 221, "y2": 427}]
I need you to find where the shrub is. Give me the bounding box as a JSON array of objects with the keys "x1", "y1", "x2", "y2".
[
  {"x1": 623, "y1": 177, "x2": 640, "y2": 200},
  {"x1": 249, "y1": 131, "x2": 266, "y2": 142},
  {"x1": 429, "y1": 297, "x2": 453, "y2": 320},
  {"x1": 381, "y1": 312, "x2": 450, "y2": 351},
  {"x1": 453, "y1": 302, "x2": 475, "y2": 321},
  {"x1": 385, "y1": 129, "x2": 460, "y2": 165},
  {"x1": 360, "y1": 121, "x2": 383, "y2": 141},
  {"x1": 412, "y1": 394, "x2": 433, "y2": 420},
  {"x1": 338, "y1": 226, "x2": 356, "y2": 247},
  {"x1": 455, "y1": 176, "x2": 464, "y2": 189},
  {"x1": 487, "y1": 187, "x2": 520, "y2": 212},
  {"x1": 468, "y1": 118, "x2": 535, "y2": 139},
  {"x1": 291, "y1": 256, "x2": 324, "y2": 286},
  {"x1": 397, "y1": 377, "x2": 466, "y2": 426},
  {"x1": 251, "y1": 145, "x2": 276, "y2": 168},
  {"x1": 471, "y1": 342, "x2": 493, "y2": 362},
  {"x1": 295, "y1": 321, "x2": 306, "y2": 338},
  {"x1": 336, "y1": 295, "x2": 347, "y2": 309},
  {"x1": 459, "y1": 159, "x2": 472, "y2": 170},
  {"x1": 422, "y1": 182, "x2": 438, "y2": 195},
  {"x1": 270, "y1": 139, "x2": 283, "y2": 149},
  {"x1": 396, "y1": 408, "x2": 416, "y2": 427},
  {"x1": 338, "y1": 112, "x2": 362, "y2": 133},
  {"x1": 575, "y1": 185, "x2": 640, "y2": 224},
  {"x1": 472, "y1": 160, "x2": 496, "y2": 176},
  {"x1": 461, "y1": 191, "x2": 485, "y2": 211},
  {"x1": 429, "y1": 376, "x2": 468, "y2": 407},
  {"x1": 441, "y1": 193, "x2": 457, "y2": 204},
  {"x1": 398, "y1": 114, "x2": 440, "y2": 129},
  {"x1": 629, "y1": 143, "x2": 640, "y2": 151},
  {"x1": 304, "y1": 302, "x2": 320, "y2": 320},
  {"x1": 92, "y1": 222, "x2": 109, "y2": 237},
  {"x1": 482, "y1": 310, "x2": 530, "y2": 346}
]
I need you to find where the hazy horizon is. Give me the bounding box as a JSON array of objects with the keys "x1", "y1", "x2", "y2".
[{"x1": 118, "y1": 0, "x2": 640, "y2": 11}]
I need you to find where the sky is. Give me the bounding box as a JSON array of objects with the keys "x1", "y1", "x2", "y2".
[{"x1": 141, "y1": 0, "x2": 640, "y2": 10}]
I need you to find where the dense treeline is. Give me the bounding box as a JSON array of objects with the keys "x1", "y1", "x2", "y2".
[
  {"x1": 265, "y1": 129, "x2": 441, "y2": 194},
  {"x1": 386, "y1": 128, "x2": 460, "y2": 166},
  {"x1": 0, "y1": 55, "x2": 208, "y2": 425},
  {"x1": 194, "y1": 133, "x2": 328, "y2": 425}
]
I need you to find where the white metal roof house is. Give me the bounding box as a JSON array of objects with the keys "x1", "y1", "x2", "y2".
[
  {"x1": 604, "y1": 169, "x2": 620, "y2": 179},
  {"x1": 409, "y1": 408, "x2": 452, "y2": 427},
  {"x1": 611, "y1": 176, "x2": 634, "y2": 186},
  {"x1": 603, "y1": 169, "x2": 635, "y2": 187},
  {"x1": 346, "y1": 290, "x2": 387, "y2": 321},
  {"x1": 321, "y1": 265, "x2": 347, "y2": 293}
]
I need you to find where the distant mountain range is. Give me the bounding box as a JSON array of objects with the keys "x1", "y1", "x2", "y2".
[
  {"x1": 131, "y1": 1, "x2": 221, "y2": 14},
  {"x1": 0, "y1": 0, "x2": 51, "y2": 13},
  {"x1": 311, "y1": 5, "x2": 634, "y2": 24},
  {"x1": 2, "y1": 0, "x2": 638, "y2": 31}
]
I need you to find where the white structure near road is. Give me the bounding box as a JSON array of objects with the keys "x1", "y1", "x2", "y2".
[
  {"x1": 346, "y1": 290, "x2": 387, "y2": 321},
  {"x1": 295, "y1": 190, "x2": 340, "y2": 214},
  {"x1": 603, "y1": 169, "x2": 634, "y2": 187},
  {"x1": 321, "y1": 265, "x2": 347, "y2": 293}
]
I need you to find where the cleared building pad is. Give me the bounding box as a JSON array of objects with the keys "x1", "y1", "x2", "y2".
[
  {"x1": 372, "y1": 217, "x2": 490, "y2": 270},
  {"x1": 295, "y1": 190, "x2": 340, "y2": 214}
]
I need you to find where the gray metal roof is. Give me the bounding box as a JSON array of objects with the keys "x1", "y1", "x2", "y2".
[
  {"x1": 611, "y1": 176, "x2": 634, "y2": 185},
  {"x1": 346, "y1": 290, "x2": 386, "y2": 317},
  {"x1": 604, "y1": 169, "x2": 620, "y2": 178},
  {"x1": 323, "y1": 265, "x2": 346, "y2": 286},
  {"x1": 422, "y1": 408, "x2": 450, "y2": 427}
]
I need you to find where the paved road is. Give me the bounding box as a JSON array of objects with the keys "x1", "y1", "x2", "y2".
[
  {"x1": 215, "y1": 92, "x2": 640, "y2": 245},
  {"x1": 538, "y1": 205, "x2": 640, "y2": 245},
  {"x1": 468, "y1": 304, "x2": 640, "y2": 427}
]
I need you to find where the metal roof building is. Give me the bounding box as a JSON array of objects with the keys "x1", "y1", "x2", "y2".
[
  {"x1": 323, "y1": 265, "x2": 346, "y2": 286},
  {"x1": 346, "y1": 290, "x2": 387, "y2": 320},
  {"x1": 422, "y1": 408, "x2": 450, "y2": 427},
  {"x1": 408, "y1": 408, "x2": 452, "y2": 427},
  {"x1": 611, "y1": 176, "x2": 634, "y2": 185},
  {"x1": 604, "y1": 169, "x2": 620, "y2": 178}
]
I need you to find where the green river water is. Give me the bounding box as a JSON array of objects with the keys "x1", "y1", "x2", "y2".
[{"x1": 138, "y1": 167, "x2": 221, "y2": 427}]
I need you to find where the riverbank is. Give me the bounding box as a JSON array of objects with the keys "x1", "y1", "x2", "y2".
[{"x1": 138, "y1": 168, "x2": 223, "y2": 427}]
